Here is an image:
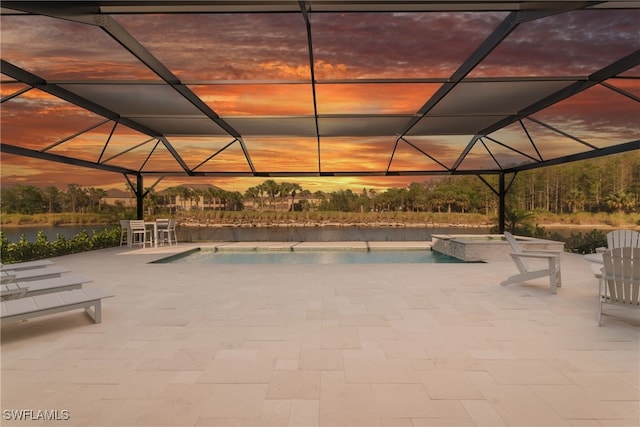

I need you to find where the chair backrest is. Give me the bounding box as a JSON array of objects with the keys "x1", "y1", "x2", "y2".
[
  {"x1": 504, "y1": 232, "x2": 523, "y2": 254},
  {"x1": 607, "y1": 230, "x2": 640, "y2": 249},
  {"x1": 156, "y1": 218, "x2": 169, "y2": 230},
  {"x1": 120, "y1": 219, "x2": 130, "y2": 229},
  {"x1": 504, "y1": 232, "x2": 529, "y2": 272},
  {"x1": 602, "y1": 246, "x2": 640, "y2": 307},
  {"x1": 167, "y1": 218, "x2": 176, "y2": 230},
  {"x1": 129, "y1": 220, "x2": 146, "y2": 231}
]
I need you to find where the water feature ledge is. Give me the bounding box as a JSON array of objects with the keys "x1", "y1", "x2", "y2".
[{"x1": 431, "y1": 234, "x2": 565, "y2": 262}]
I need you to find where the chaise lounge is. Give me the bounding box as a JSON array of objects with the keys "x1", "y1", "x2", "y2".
[
  {"x1": 1, "y1": 287, "x2": 114, "y2": 324},
  {"x1": 1, "y1": 274, "x2": 92, "y2": 300},
  {"x1": 3, "y1": 265, "x2": 71, "y2": 283},
  {"x1": 0, "y1": 259, "x2": 54, "y2": 272}
]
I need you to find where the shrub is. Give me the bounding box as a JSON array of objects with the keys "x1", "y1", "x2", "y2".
[
  {"x1": 0, "y1": 227, "x2": 121, "y2": 264},
  {"x1": 547, "y1": 229, "x2": 607, "y2": 254}
]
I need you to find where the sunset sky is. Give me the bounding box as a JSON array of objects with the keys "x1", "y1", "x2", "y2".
[{"x1": 1, "y1": 4, "x2": 638, "y2": 194}]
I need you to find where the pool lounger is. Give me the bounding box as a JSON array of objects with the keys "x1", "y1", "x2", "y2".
[
  {"x1": 0, "y1": 271, "x2": 16, "y2": 285},
  {"x1": 5, "y1": 265, "x2": 71, "y2": 283},
  {"x1": 1, "y1": 288, "x2": 114, "y2": 324},
  {"x1": 1, "y1": 259, "x2": 54, "y2": 272},
  {"x1": 1, "y1": 274, "x2": 92, "y2": 300}
]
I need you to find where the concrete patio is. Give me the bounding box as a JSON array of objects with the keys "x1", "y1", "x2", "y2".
[{"x1": 1, "y1": 242, "x2": 638, "y2": 427}]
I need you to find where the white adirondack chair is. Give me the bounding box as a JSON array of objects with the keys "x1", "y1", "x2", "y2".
[
  {"x1": 598, "y1": 246, "x2": 640, "y2": 326},
  {"x1": 596, "y1": 229, "x2": 640, "y2": 253},
  {"x1": 501, "y1": 232, "x2": 562, "y2": 294}
]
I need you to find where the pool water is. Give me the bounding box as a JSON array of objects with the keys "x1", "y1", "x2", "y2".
[{"x1": 159, "y1": 249, "x2": 465, "y2": 264}]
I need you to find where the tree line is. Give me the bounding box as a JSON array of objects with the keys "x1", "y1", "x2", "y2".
[
  {"x1": 2, "y1": 152, "x2": 638, "y2": 216},
  {"x1": 1, "y1": 184, "x2": 108, "y2": 215}
]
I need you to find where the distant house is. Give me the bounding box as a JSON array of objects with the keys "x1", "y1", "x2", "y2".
[
  {"x1": 159, "y1": 183, "x2": 227, "y2": 211},
  {"x1": 102, "y1": 188, "x2": 135, "y2": 208}
]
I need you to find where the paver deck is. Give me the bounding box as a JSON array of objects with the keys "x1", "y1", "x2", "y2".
[{"x1": 1, "y1": 242, "x2": 638, "y2": 426}]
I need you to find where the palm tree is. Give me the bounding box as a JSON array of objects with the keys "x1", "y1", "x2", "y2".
[
  {"x1": 289, "y1": 183, "x2": 302, "y2": 211},
  {"x1": 176, "y1": 186, "x2": 192, "y2": 211},
  {"x1": 244, "y1": 186, "x2": 259, "y2": 210},
  {"x1": 262, "y1": 180, "x2": 279, "y2": 211},
  {"x1": 279, "y1": 182, "x2": 293, "y2": 211},
  {"x1": 87, "y1": 187, "x2": 107, "y2": 212},
  {"x1": 206, "y1": 187, "x2": 221, "y2": 210},
  {"x1": 565, "y1": 190, "x2": 586, "y2": 213},
  {"x1": 603, "y1": 191, "x2": 634, "y2": 213},
  {"x1": 504, "y1": 207, "x2": 536, "y2": 234},
  {"x1": 144, "y1": 187, "x2": 159, "y2": 215},
  {"x1": 256, "y1": 184, "x2": 267, "y2": 211},
  {"x1": 226, "y1": 191, "x2": 244, "y2": 211},
  {"x1": 162, "y1": 187, "x2": 180, "y2": 214}
]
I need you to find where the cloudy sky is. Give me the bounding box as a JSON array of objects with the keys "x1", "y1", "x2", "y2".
[{"x1": 1, "y1": 7, "x2": 638, "y2": 193}]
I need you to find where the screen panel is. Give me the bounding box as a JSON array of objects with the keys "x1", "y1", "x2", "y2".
[
  {"x1": 318, "y1": 116, "x2": 410, "y2": 137},
  {"x1": 471, "y1": 9, "x2": 640, "y2": 77},
  {"x1": 1, "y1": 15, "x2": 159, "y2": 81},
  {"x1": 311, "y1": 11, "x2": 506, "y2": 79},
  {"x1": 529, "y1": 84, "x2": 640, "y2": 149},
  {"x1": 0, "y1": 88, "x2": 111, "y2": 151},
  {"x1": 316, "y1": 83, "x2": 441, "y2": 115},
  {"x1": 191, "y1": 84, "x2": 314, "y2": 116},
  {"x1": 115, "y1": 13, "x2": 310, "y2": 82},
  {"x1": 319, "y1": 136, "x2": 395, "y2": 172}
]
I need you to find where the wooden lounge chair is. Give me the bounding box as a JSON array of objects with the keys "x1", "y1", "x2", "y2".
[
  {"x1": 1, "y1": 287, "x2": 114, "y2": 324},
  {"x1": 501, "y1": 232, "x2": 562, "y2": 294},
  {"x1": 0, "y1": 274, "x2": 92, "y2": 300},
  {"x1": 598, "y1": 246, "x2": 640, "y2": 326}
]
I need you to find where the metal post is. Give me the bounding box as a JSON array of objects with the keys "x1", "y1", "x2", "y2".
[
  {"x1": 136, "y1": 174, "x2": 144, "y2": 220},
  {"x1": 498, "y1": 172, "x2": 506, "y2": 234}
]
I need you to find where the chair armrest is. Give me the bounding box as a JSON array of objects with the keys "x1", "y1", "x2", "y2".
[
  {"x1": 519, "y1": 250, "x2": 562, "y2": 256},
  {"x1": 590, "y1": 263, "x2": 603, "y2": 279},
  {"x1": 595, "y1": 247, "x2": 606, "y2": 254},
  {"x1": 510, "y1": 252, "x2": 559, "y2": 260}
]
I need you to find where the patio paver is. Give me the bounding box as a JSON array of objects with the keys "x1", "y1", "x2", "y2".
[{"x1": 1, "y1": 242, "x2": 638, "y2": 426}]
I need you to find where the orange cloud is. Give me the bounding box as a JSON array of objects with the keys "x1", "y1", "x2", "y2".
[
  {"x1": 316, "y1": 84, "x2": 440, "y2": 115},
  {"x1": 190, "y1": 84, "x2": 314, "y2": 115}
]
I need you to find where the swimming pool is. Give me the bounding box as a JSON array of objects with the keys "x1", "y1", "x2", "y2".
[{"x1": 156, "y1": 248, "x2": 465, "y2": 264}]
